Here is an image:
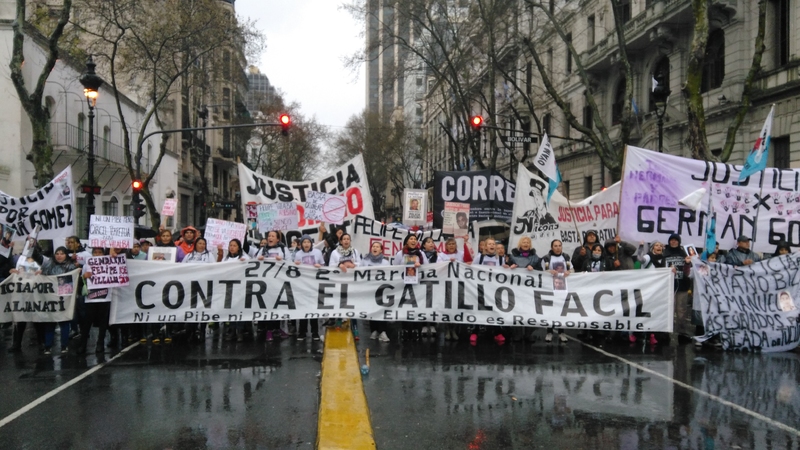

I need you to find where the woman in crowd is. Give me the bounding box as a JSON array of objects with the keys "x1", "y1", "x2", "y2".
[
  {"x1": 39, "y1": 246, "x2": 77, "y2": 354},
  {"x1": 474, "y1": 238, "x2": 506, "y2": 344},
  {"x1": 773, "y1": 241, "x2": 791, "y2": 257},
  {"x1": 419, "y1": 237, "x2": 439, "y2": 337},
  {"x1": 634, "y1": 241, "x2": 666, "y2": 345},
  {"x1": 540, "y1": 239, "x2": 573, "y2": 343},
  {"x1": 156, "y1": 228, "x2": 184, "y2": 262},
  {"x1": 256, "y1": 231, "x2": 290, "y2": 340},
  {"x1": 328, "y1": 233, "x2": 361, "y2": 337},
  {"x1": 182, "y1": 238, "x2": 216, "y2": 264},
  {"x1": 223, "y1": 239, "x2": 250, "y2": 342},
  {"x1": 394, "y1": 234, "x2": 427, "y2": 340},
  {"x1": 294, "y1": 235, "x2": 324, "y2": 341},
  {"x1": 437, "y1": 237, "x2": 465, "y2": 340},
  {"x1": 361, "y1": 242, "x2": 391, "y2": 342},
  {"x1": 507, "y1": 236, "x2": 540, "y2": 342}
]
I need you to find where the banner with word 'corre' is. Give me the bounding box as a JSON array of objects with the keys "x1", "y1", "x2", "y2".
[
  {"x1": 693, "y1": 254, "x2": 800, "y2": 352},
  {"x1": 109, "y1": 260, "x2": 674, "y2": 332},
  {"x1": 0, "y1": 269, "x2": 81, "y2": 322},
  {"x1": 238, "y1": 154, "x2": 374, "y2": 228},
  {"x1": 0, "y1": 166, "x2": 75, "y2": 240},
  {"x1": 510, "y1": 164, "x2": 620, "y2": 255}
]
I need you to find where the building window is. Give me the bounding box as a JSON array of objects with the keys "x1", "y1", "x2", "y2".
[
  {"x1": 772, "y1": 136, "x2": 790, "y2": 169},
  {"x1": 564, "y1": 102, "x2": 572, "y2": 136},
  {"x1": 773, "y1": 0, "x2": 790, "y2": 67},
  {"x1": 565, "y1": 33, "x2": 573, "y2": 74},
  {"x1": 222, "y1": 51, "x2": 231, "y2": 80},
  {"x1": 222, "y1": 88, "x2": 231, "y2": 120},
  {"x1": 102, "y1": 125, "x2": 110, "y2": 159},
  {"x1": 102, "y1": 197, "x2": 119, "y2": 216},
  {"x1": 650, "y1": 57, "x2": 671, "y2": 112},
  {"x1": 702, "y1": 29, "x2": 725, "y2": 93},
  {"x1": 617, "y1": 0, "x2": 632, "y2": 24},
  {"x1": 612, "y1": 79, "x2": 626, "y2": 125},
  {"x1": 416, "y1": 77, "x2": 423, "y2": 87},
  {"x1": 584, "y1": 176, "x2": 593, "y2": 197},
  {"x1": 582, "y1": 91, "x2": 593, "y2": 128},
  {"x1": 77, "y1": 113, "x2": 85, "y2": 150},
  {"x1": 526, "y1": 61, "x2": 532, "y2": 95},
  {"x1": 587, "y1": 15, "x2": 595, "y2": 47}
]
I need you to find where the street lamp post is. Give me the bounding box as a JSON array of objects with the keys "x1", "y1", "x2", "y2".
[
  {"x1": 79, "y1": 55, "x2": 104, "y2": 236},
  {"x1": 651, "y1": 71, "x2": 671, "y2": 153}
]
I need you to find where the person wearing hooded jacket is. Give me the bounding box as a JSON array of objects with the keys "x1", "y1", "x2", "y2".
[
  {"x1": 175, "y1": 226, "x2": 199, "y2": 256},
  {"x1": 604, "y1": 235, "x2": 637, "y2": 270},
  {"x1": 663, "y1": 233, "x2": 693, "y2": 343},
  {"x1": 571, "y1": 230, "x2": 600, "y2": 273},
  {"x1": 39, "y1": 246, "x2": 78, "y2": 354}
]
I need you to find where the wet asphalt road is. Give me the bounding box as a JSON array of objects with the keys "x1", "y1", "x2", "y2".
[{"x1": 1, "y1": 324, "x2": 800, "y2": 449}]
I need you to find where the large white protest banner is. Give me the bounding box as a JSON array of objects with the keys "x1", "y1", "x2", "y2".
[
  {"x1": 510, "y1": 164, "x2": 620, "y2": 255},
  {"x1": 0, "y1": 166, "x2": 75, "y2": 240},
  {"x1": 692, "y1": 254, "x2": 800, "y2": 352},
  {"x1": 257, "y1": 202, "x2": 297, "y2": 232},
  {"x1": 86, "y1": 255, "x2": 130, "y2": 289},
  {"x1": 205, "y1": 218, "x2": 247, "y2": 251},
  {"x1": 620, "y1": 145, "x2": 800, "y2": 252},
  {"x1": 0, "y1": 269, "x2": 81, "y2": 322},
  {"x1": 110, "y1": 259, "x2": 674, "y2": 332},
  {"x1": 238, "y1": 154, "x2": 374, "y2": 227},
  {"x1": 89, "y1": 215, "x2": 135, "y2": 249},
  {"x1": 347, "y1": 215, "x2": 446, "y2": 257}
]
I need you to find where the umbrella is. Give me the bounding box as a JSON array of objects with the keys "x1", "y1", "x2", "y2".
[{"x1": 134, "y1": 225, "x2": 158, "y2": 239}]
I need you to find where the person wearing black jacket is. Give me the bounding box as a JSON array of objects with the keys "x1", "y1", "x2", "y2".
[
  {"x1": 571, "y1": 230, "x2": 599, "y2": 274},
  {"x1": 663, "y1": 233, "x2": 693, "y2": 344}
]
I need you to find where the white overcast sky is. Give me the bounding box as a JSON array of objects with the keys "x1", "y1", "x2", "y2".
[{"x1": 235, "y1": 0, "x2": 365, "y2": 130}]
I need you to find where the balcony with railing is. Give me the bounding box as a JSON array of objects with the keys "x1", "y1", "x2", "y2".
[{"x1": 50, "y1": 122, "x2": 150, "y2": 170}]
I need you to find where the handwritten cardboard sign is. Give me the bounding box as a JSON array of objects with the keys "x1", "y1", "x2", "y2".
[
  {"x1": 204, "y1": 218, "x2": 247, "y2": 250},
  {"x1": 305, "y1": 191, "x2": 347, "y2": 225},
  {"x1": 161, "y1": 199, "x2": 177, "y2": 217},
  {"x1": 89, "y1": 215, "x2": 134, "y2": 249},
  {"x1": 257, "y1": 202, "x2": 297, "y2": 232},
  {"x1": 86, "y1": 254, "x2": 129, "y2": 289}
]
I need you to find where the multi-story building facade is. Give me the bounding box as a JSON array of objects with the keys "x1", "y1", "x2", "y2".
[{"x1": 419, "y1": 0, "x2": 799, "y2": 202}]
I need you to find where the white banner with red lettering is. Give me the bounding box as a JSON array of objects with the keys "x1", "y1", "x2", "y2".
[
  {"x1": 510, "y1": 164, "x2": 620, "y2": 255},
  {"x1": 347, "y1": 215, "x2": 447, "y2": 258},
  {"x1": 238, "y1": 155, "x2": 374, "y2": 228}
]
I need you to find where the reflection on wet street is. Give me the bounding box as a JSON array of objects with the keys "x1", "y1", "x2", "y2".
[{"x1": 1, "y1": 325, "x2": 799, "y2": 449}]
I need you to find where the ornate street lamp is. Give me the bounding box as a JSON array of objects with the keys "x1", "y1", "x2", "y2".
[
  {"x1": 651, "y1": 71, "x2": 671, "y2": 153},
  {"x1": 79, "y1": 55, "x2": 104, "y2": 236}
]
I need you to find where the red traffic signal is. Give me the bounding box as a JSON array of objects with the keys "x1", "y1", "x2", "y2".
[
  {"x1": 132, "y1": 179, "x2": 143, "y2": 193},
  {"x1": 279, "y1": 114, "x2": 291, "y2": 136},
  {"x1": 470, "y1": 115, "x2": 484, "y2": 129}
]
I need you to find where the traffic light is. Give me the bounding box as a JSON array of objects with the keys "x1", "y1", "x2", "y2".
[
  {"x1": 132, "y1": 179, "x2": 143, "y2": 193},
  {"x1": 469, "y1": 115, "x2": 483, "y2": 140},
  {"x1": 279, "y1": 114, "x2": 291, "y2": 136}
]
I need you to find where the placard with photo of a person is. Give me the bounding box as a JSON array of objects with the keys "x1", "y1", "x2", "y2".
[
  {"x1": 443, "y1": 202, "x2": 470, "y2": 236},
  {"x1": 683, "y1": 245, "x2": 698, "y2": 257},
  {"x1": 0, "y1": 224, "x2": 16, "y2": 258},
  {"x1": 404, "y1": 265, "x2": 419, "y2": 284},
  {"x1": 403, "y1": 189, "x2": 428, "y2": 223}
]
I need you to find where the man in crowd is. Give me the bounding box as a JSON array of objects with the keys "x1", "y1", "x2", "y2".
[{"x1": 721, "y1": 235, "x2": 761, "y2": 266}]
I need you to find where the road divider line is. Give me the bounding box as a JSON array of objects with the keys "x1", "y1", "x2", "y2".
[
  {"x1": 0, "y1": 342, "x2": 139, "y2": 429},
  {"x1": 317, "y1": 329, "x2": 376, "y2": 449},
  {"x1": 570, "y1": 335, "x2": 800, "y2": 437}
]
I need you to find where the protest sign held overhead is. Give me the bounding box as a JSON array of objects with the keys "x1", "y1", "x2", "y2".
[
  {"x1": 86, "y1": 255, "x2": 130, "y2": 289},
  {"x1": 161, "y1": 199, "x2": 177, "y2": 217},
  {"x1": 0, "y1": 166, "x2": 75, "y2": 240},
  {"x1": 89, "y1": 215, "x2": 135, "y2": 249},
  {"x1": 403, "y1": 189, "x2": 427, "y2": 223},
  {"x1": 205, "y1": 218, "x2": 247, "y2": 251},
  {"x1": 257, "y1": 202, "x2": 298, "y2": 232},
  {"x1": 238, "y1": 154, "x2": 374, "y2": 227},
  {"x1": 443, "y1": 202, "x2": 470, "y2": 236},
  {"x1": 619, "y1": 145, "x2": 800, "y2": 252},
  {"x1": 0, "y1": 269, "x2": 81, "y2": 323},
  {"x1": 110, "y1": 259, "x2": 674, "y2": 333},
  {"x1": 693, "y1": 254, "x2": 800, "y2": 352},
  {"x1": 305, "y1": 191, "x2": 348, "y2": 225},
  {"x1": 433, "y1": 170, "x2": 515, "y2": 228},
  {"x1": 510, "y1": 164, "x2": 620, "y2": 255},
  {"x1": 0, "y1": 224, "x2": 16, "y2": 258}
]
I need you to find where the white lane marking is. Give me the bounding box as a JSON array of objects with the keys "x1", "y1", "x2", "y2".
[
  {"x1": 0, "y1": 342, "x2": 139, "y2": 429},
  {"x1": 568, "y1": 335, "x2": 800, "y2": 437}
]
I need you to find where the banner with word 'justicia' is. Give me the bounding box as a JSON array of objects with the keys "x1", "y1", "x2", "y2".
[
  {"x1": 0, "y1": 166, "x2": 75, "y2": 240},
  {"x1": 109, "y1": 260, "x2": 674, "y2": 332},
  {"x1": 510, "y1": 164, "x2": 620, "y2": 255},
  {"x1": 0, "y1": 269, "x2": 81, "y2": 322},
  {"x1": 693, "y1": 254, "x2": 800, "y2": 352},
  {"x1": 620, "y1": 145, "x2": 800, "y2": 252},
  {"x1": 238, "y1": 154, "x2": 374, "y2": 227}
]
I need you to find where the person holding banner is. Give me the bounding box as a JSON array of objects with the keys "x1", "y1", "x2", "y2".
[
  {"x1": 393, "y1": 234, "x2": 427, "y2": 341},
  {"x1": 438, "y1": 238, "x2": 465, "y2": 264},
  {"x1": 256, "y1": 231, "x2": 289, "y2": 261},
  {"x1": 221, "y1": 239, "x2": 251, "y2": 342},
  {"x1": 39, "y1": 247, "x2": 78, "y2": 355},
  {"x1": 772, "y1": 241, "x2": 791, "y2": 258},
  {"x1": 664, "y1": 234, "x2": 693, "y2": 344},
  {"x1": 571, "y1": 230, "x2": 600, "y2": 275},
  {"x1": 721, "y1": 236, "x2": 761, "y2": 267},
  {"x1": 474, "y1": 238, "x2": 507, "y2": 344},
  {"x1": 360, "y1": 242, "x2": 391, "y2": 342},
  {"x1": 294, "y1": 235, "x2": 324, "y2": 341},
  {"x1": 182, "y1": 238, "x2": 216, "y2": 264},
  {"x1": 540, "y1": 239, "x2": 573, "y2": 343},
  {"x1": 329, "y1": 233, "x2": 362, "y2": 338},
  {"x1": 420, "y1": 237, "x2": 439, "y2": 338},
  {"x1": 508, "y1": 237, "x2": 541, "y2": 343}
]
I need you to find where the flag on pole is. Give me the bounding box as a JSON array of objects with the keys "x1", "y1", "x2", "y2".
[
  {"x1": 701, "y1": 210, "x2": 716, "y2": 261},
  {"x1": 738, "y1": 105, "x2": 775, "y2": 182},
  {"x1": 533, "y1": 133, "x2": 562, "y2": 204}
]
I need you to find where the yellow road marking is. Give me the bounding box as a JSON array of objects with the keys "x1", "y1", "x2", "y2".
[{"x1": 317, "y1": 329, "x2": 376, "y2": 449}]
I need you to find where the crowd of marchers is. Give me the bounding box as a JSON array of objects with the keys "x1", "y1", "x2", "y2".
[{"x1": 0, "y1": 221, "x2": 792, "y2": 355}]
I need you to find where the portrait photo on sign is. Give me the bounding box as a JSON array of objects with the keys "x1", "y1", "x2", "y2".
[
  {"x1": 443, "y1": 202, "x2": 470, "y2": 236},
  {"x1": 148, "y1": 247, "x2": 177, "y2": 262},
  {"x1": 57, "y1": 275, "x2": 74, "y2": 295},
  {"x1": 778, "y1": 291, "x2": 796, "y2": 312},
  {"x1": 403, "y1": 189, "x2": 427, "y2": 223},
  {"x1": 684, "y1": 245, "x2": 697, "y2": 257},
  {"x1": 404, "y1": 266, "x2": 419, "y2": 284},
  {"x1": 0, "y1": 224, "x2": 16, "y2": 258}
]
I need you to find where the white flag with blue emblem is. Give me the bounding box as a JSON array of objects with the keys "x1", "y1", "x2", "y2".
[
  {"x1": 533, "y1": 133, "x2": 562, "y2": 204},
  {"x1": 738, "y1": 105, "x2": 775, "y2": 182}
]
